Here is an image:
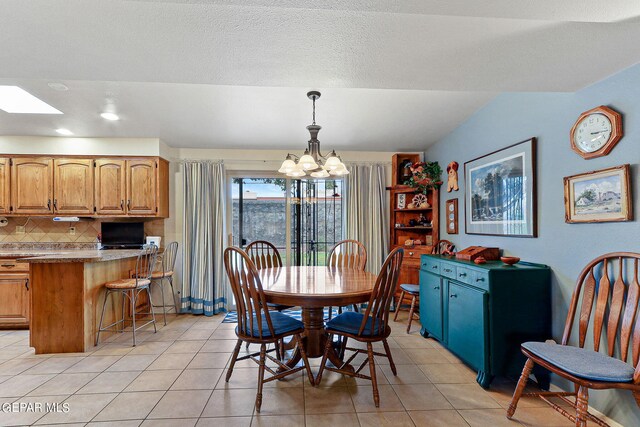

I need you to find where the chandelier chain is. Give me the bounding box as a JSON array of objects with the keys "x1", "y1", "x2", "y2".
[{"x1": 312, "y1": 97, "x2": 316, "y2": 125}]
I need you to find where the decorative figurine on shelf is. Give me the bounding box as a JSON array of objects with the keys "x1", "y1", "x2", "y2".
[
  {"x1": 409, "y1": 219, "x2": 418, "y2": 227},
  {"x1": 404, "y1": 239, "x2": 415, "y2": 248},
  {"x1": 400, "y1": 160, "x2": 413, "y2": 182},
  {"x1": 394, "y1": 223, "x2": 404, "y2": 228},
  {"x1": 404, "y1": 161, "x2": 443, "y2": 194},
  {"x1": 414, "y1": 239, "x2": 422, "y2": 245},
  {"x1": 447, "y1": 161, "x2": 459, "y2": 192},
  {"x1": 418, "y1": 213, "x2": 431, "y2": 226}
]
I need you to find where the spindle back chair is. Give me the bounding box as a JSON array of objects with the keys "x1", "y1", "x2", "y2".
[
  {"x1": 508, "y1": 252, "x2": 640, "y2": 427},
  {"x1": 223, "y1": 247, "x2": 314, "y2": 411},
  {"x1": 316, "y1": 247, "x2": 404, "y2": 407}
]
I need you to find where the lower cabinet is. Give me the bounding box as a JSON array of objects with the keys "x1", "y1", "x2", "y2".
[
  {"x1": 0, "y1": 260, "x2": 30, "y2": 329},
  {"x1": 419, "y1": 255, "x2": 551, "y2": 389}
]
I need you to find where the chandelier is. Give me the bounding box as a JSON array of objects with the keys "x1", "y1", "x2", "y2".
[{"x1": 278, "y1": 91, "x2": 349, "y2": 178}]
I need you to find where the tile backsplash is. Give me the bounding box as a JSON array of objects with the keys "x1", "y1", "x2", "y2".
[{"x1": 0, "y1": 217, "x2": 164, "y2": 243}]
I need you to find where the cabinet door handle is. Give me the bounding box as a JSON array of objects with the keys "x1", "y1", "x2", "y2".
[
  {"x1": 120, "y1": 200, "x2": 125, "y2": 210},
  {"x1": 53, "y1": 199, "x2": 58, "y2": 210},
  {"x1": 127, "y1": 199, "x2": 131, "y2": 210},
  {"x1": 25, "y1": 279, "x2": 29, "y2": 291},
  {"x1": 459, "y1": 272, "x2": 467, "y2": 277},
  {"x1": 450, "y1": 293, "x2": 458, "y2": 298},
  {"x1": 47, "y1": 199, "x2": 51, "y2": 210}
]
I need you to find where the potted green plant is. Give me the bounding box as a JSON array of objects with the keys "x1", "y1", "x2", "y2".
[{"x1": 404, "y1": 161, "x2": 443, "y2": 193}]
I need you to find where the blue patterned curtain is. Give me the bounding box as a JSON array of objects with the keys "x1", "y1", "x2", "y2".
[{"x1": 181, "y1": 161, "x2": 228, "y2": 315}]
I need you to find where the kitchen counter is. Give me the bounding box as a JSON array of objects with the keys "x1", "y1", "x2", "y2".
[
  {"x1": 8, "y1": 249, "x2": 143, "y2": 263},
  {"x1": 14, "y1": 247, "x2": 145, "y2": 354}
]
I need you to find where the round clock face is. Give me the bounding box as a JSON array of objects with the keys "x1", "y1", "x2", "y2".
[{"x1": 573, "y1": 113, "x2": 612, "y2": 153}]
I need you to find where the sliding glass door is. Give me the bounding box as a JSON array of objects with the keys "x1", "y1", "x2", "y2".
[{"x1": 231, "y1": 177, "x2": 343, "y2": 266}]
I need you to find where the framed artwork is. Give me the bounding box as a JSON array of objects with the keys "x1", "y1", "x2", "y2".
[
  {"x1": 564, "y1": 164, "x2": 632, "y2": 223},
  {"x1": 464, "y1": 138, "x2": 537, "y2": 237},
  {"x1": 446, "y1": 199, "x2": 458, "y2": 234}
]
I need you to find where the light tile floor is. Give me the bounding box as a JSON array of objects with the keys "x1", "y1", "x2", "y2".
[{"x1": 0, "y1": 312, "x2": 575, "y2": 426}]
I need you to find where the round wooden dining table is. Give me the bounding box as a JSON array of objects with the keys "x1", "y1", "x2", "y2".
[{"x1": 258, "y1": 265, "x2": 378, "y2": 368}]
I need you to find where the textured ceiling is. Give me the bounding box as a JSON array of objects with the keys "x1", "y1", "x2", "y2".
[{"x1": 1, "y1": 0, "x2": 640, "y2": 150}]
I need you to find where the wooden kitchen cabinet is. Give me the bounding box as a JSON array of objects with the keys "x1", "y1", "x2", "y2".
[
  {"x1": 54, "y1": 158, "x2": 94, "y2": 215},
  {"x1": 0, "y1": 259, "x2": 30, "y2": 329},
  {"x1": 0, "y1": 158, "x2": 10, "y2": 214},
  {"x1": 127, "y1": 159, "x2": 157, "y2": 215},
  {"x1": 2, "y1": 155, "x2": 168, "y2": 218},
  {"x1": 11, "y1": 158, "x2": 54, "y2": 215},
  {"x1": 95, "y1": 159, "x2": 127, "y2": 215}
]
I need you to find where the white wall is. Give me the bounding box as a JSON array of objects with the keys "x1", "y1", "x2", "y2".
[{"x1": 0, "y1": 136, "x2": 162, "y2": 156}]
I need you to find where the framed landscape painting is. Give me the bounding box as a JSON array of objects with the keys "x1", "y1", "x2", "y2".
[
  {"x1": 564, "y1": 164, "x2": 631, "y2": 223},
  {"x1": 464, "y1": 138, "x2": 537, "y2": 237}
]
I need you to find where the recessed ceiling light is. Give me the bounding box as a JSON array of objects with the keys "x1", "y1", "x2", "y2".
[
  {"x1": 56, "y1": 128, "x2": 74, "y2": 136},
  {"x1": 0, "y1": 86, "x2": 63, "y2": 114},
  {"x1": 47, "y1": 82, "x2": 69, "y2": 91},
  {"x1": 100, "y1": 112, "x2": 119, "y2": 121}
]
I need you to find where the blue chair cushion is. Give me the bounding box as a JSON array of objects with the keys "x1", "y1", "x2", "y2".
[
  {"x1": 400, "y1": 284, "x2": 419, "y2": 294},
  {"x1": 237, "y1": 311, "x2": 303, "y2": 338},
  {"x1": 326, "y1": 311, "x2": 383, "y2": 336},
  {"x1": 522, "y1": 341, "x2": 635, "y2": 383}
]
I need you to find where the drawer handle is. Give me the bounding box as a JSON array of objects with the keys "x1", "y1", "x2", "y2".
[
  {"x1": 476, "y1": 277, "x2": 485, "y2": 282},
  {"x1": 434, "y1": 286, "x2": 440, "y2": 290},
  {"x1": 432, "y1": 265, "x2": 438, "y2": 269},
  {"x1": 459, "y1": 273, "x2": 467, "y2": 277},
  {"x1": 1, "y1": 264, "x2": 16, "y2": 268},
  {"x1": 409, "y1": 252, "x2": 414, "y2": 256},
  {"x1": 450, "y1": 293, "x2": 458, "y2": 298},
  {"x1": 443, "y1": 268, "x2": 452, "y2": 273}
]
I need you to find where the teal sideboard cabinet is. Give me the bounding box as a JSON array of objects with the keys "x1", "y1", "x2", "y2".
[{"x1": 419, "y1": 254, "x2": 551, "y2": 389}]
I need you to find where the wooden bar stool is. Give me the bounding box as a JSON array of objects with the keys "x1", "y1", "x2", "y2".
[
  {"x1": 394, "y1": 284, "x2": 420, "y2": 333},
  {"x1": 150, "y1": 241, "x2": 180, "y2": 325},
  {"x1": 96, "y1": 245, "x2": 159, "y2": 347}
]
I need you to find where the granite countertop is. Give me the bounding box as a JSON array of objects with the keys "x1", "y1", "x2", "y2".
[{"x1": 0, "y1": 249, "x2": 143, "y2": 263}]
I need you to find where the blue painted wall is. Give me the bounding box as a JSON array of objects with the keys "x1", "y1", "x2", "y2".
[{"x1": 426, "y1": 63, "x2": 640, "y2": 425}]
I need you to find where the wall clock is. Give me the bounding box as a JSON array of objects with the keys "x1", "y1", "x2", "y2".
[
  {"x1": 570, "y1": 105, "x2": 622, "y2": 159},
  {"x1": 446, "y1": 199, "x2": 458, "y2": 234}
]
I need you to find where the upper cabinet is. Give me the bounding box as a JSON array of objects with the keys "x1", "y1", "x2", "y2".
[
  {"x1": 54, "y1": 159, "x2": 94, "y2": 215},
  {"x1": 127, "y1": 159, "x2": 157, "y2": 215},
  {"x1": 0, "y1": 156, "x2": 169, "y2": 218},
  {"x1": 95, "y1": 159, "x2": 127, "y2": 216},
  {"x1": 0, "y1": 158, "x2": 10, "y2": 214},
  {"x1": 11, "y1": 158, "x2": 54, "y2": 215}
]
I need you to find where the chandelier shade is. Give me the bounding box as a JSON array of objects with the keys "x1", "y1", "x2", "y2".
[{"x1": 278, "y1": 91, "x2": 348, "y2": 178}]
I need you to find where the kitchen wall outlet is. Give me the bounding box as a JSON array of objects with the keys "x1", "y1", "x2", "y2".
[
  {"x1": 69, "y1": 227, "x2": 76, "y2": 235},
  {"x1": 15, "y1": 225, "x2": 25, "y2": 234}
]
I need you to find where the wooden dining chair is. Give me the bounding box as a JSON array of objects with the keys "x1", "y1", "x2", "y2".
[
  {"x1": 431, "y1": 239, "x2": 454, "y2": 255},
  {"x1": 245, "y1": 240, "x2": 293, "y2": 357},
  {"x1": 316, "y1": 247, "x2": 404, "y2": 407},
  {"x1": 223, "y1": 247, "x2": 315, "y2": 412},
  {"x1": 507, "y1": 252, "x2": 640, "y2": 427},
  {"x1": 327, "y1": 239, "x2": 367, "y2": 319}
]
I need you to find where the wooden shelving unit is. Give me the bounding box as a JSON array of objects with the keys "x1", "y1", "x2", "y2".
[{"x1": 388, "y1": 153, "x2": 440, "y2": 296}]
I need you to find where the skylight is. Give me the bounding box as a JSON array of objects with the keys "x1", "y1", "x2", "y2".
[{"x1": 0, "y1": 86, "x2": 63, "y2": 114}]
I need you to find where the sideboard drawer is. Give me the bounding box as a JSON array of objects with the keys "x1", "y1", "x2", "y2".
[
  {"x1": 421, "y1": 257, "x2": 440, "y2": 274},
  {"x1": 455, "y1": 266, "x2": 475, "y2": 285},
  {"x1": 440, "y1": 262, "x2": 456, "y2": 280}
]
